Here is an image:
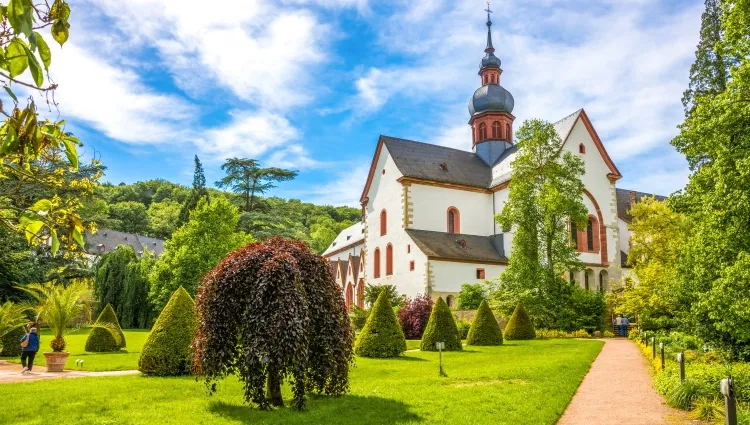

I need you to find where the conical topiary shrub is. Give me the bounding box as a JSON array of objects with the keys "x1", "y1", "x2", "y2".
[
  {"x1": 85, "y1": 303, "x2": 126, "y2": 352},
  {"x1": 466, "y1": 300, "x2": 503, "y2": 346},
  {"x1": 504, "y1": 302, "x2": 536, "y2": 340},
  {"x1": 355, "y1": 290, "x2": 406, "y2": 358},
  {"x1": 421, "y1": 297, "x2": 462, "y2": 351},
  {"x1": 0, "y1": 327, "x2": 25, "y2": 357},
  {"x1": 138, "y1": 287, "x2": 197, "y2": 376}
]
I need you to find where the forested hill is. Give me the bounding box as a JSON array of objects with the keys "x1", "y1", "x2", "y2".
[{"x1": 83, "y1": 179, "x2": 360, "y2": 254}]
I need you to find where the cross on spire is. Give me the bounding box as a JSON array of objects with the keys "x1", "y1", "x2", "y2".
[
  {"x1": 485, "y1": 2, "x2": 493, "y2": 24},
  {"x1": 484, "y1": 2, "x2": 494, "y2": 52}
]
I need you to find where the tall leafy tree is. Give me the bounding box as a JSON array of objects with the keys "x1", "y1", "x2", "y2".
[
  {"x1": 149, "y1": 197, "x2": 252, "y2": 312},
  {"x1": 94, "y1": 245, "x2": 138, "y2": 317},
  {"x1": 216, "y1": 158, "x2": 298, "y2": 213},
  {"x1": 492, "y1": 119, "x2": 587, "y2": 328},
  {"x1": 178, "y1": 155, "x2": 209, "y2": 225},
  {"x1": 109, "y1": 201, "x2": 149, "y2": 235},
  {"x1": 681, "y1": 0, "x2": 737, "y2": 114},
  {"x1": 146, "y1": 200, "x2": 180, "y2": 239},
  {"x1": 669, "y1": 0, "x2": 750, "y2": 358}
]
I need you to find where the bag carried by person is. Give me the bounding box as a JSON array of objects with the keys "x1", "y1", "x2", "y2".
[{"x1": 20, "y1": 333, "x2": 30, "y2": 348}]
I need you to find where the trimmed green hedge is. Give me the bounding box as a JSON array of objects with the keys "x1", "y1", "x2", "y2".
[
  {"x1": 0, "y1": 327, "x2": 25, "y2": 357},
  {"x1": 504, "y1": 302, "x2": 536, "y2": 340},
  {"x1": 467, "y1": 300, "x2": 503, "y2": 346},
  {"x1": 355, "y1": 290, "x2": 406, "y2": 358},
  {"x1": 138, "y1": 287, "x2": 197, "y2": 376},
  {"x1": 85, "y1": 326, "x2": 121, "y2": 352},
  {"x1": 421, "y1": 297, "x2": 462, "y2": 351},
  {"x1": 94, "y1": 304, "x2": 126, "y2": 348}
]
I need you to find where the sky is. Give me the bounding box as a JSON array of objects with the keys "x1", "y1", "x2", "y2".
[{"x1": 25, "y1": 0, "x2": 703, "y2": 206}]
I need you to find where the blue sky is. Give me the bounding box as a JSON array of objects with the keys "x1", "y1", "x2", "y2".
[{"x1": 30, "y1": 0, "x2": 702, "y2": 206}]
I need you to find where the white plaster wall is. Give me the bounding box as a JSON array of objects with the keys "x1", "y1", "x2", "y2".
[
  {"x1": 561, "y1": 119, "x2": 618, "y2": 267},
  {"x1": 492, "y1": 188, "x2": 512, "y2": 254},
  {"x1": 325, "y1": 243, "x2": 364, "y2": 262},
  {"x1": 618, "y1": 218, "x2": 631, "y2": 255},
  {"x1": 364, "y1": 147, "x2": 429, "y2": 298},
  {"x1": 409, "y1": 184, "x2": 494, "y2": 235},
  {"x1": 429, "y1": 260, "x2": 505, "y2": 294}
]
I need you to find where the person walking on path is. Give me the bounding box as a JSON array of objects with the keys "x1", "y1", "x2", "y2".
[
  {"x1": 19, "y1": 327, "x2": 40, "y2": 374},
  {"x1": 621, "y1": 316, "x2": 630, "y2": 338},
  {"x1": 614, "y1": 314, "x2": 623, "y2": 336}
]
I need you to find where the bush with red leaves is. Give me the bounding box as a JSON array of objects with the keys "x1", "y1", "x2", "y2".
[
  {"x1": 192, "y1": 237, "x2": 354, "y2": 411},
  {"x1": 398, "y1": 294, "x2": 433, "y2": 339}
]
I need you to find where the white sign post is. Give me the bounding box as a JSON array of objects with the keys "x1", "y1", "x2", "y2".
[{"x1": 436, "y1": 342, "x2": 446, "y2": 376}]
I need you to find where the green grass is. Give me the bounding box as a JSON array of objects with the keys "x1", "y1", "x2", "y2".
[
  {"x1": 0, "y1": 328, "x2": 149, "y2": 371},
  {"x1": 0, "y1": 339, "x2": 603, "y2": 425}
]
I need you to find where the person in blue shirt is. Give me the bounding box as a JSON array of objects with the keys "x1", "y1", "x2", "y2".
[{"x1": 20, "y1": 327, "x2": 40, "y2": 374}]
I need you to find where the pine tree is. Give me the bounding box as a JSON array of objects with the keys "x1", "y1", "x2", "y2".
[
  {"x1": 504, "y1": 303, "x2": 536, "y2": 340},
  {"x1": 467, "y1": 300, "x2": 503, "y2": 346},
  {"x1": 421, "y1": 297, "x2": 462, "y2": 351},
  {"x1": 139, "y1": 287, "x2": 197, "y2": 376},
  {"x1": 178, "y1": 155, "x2": 210, "y2": 225},
  {"x1": 681, "y1": 0, "x2": 736, "y2": 115}
]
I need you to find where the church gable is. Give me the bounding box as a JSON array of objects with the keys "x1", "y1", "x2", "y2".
[{"x1": 559, "y1": 109, "x2": 621, "y2": 180}]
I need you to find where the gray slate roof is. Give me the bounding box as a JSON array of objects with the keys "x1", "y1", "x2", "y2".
[
  {"x1": 405, "y1": 229, "x2": 507, "y2": 263},
  {"x1": 85, "y1": 228, "x2": 165, "y2": 257},
  {"x1": 616, "y1": 188, "x2": 667, "y2": 223}
]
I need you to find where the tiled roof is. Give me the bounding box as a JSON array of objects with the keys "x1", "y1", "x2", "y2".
[
  {"x1": 84, "y1": 228, "x2": 165, "y2": 257},
  {"x1": 405, "y1": 229, "x2": 507, "y2": 263},
  {"x1": 615, "y1": 188, "x2": 668, "y2": 223}
]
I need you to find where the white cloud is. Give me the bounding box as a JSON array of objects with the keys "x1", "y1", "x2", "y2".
[{"x1": 299, "y1": 163, "x2": 370, "y2": 206}]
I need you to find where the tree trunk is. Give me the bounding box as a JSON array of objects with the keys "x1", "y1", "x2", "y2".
[
  {"x1": 266, "y1": 365, "x2": 284, "y2": 407},
  {"x1": 248, "y1": 180, "x2": 256, "y2": 212}
]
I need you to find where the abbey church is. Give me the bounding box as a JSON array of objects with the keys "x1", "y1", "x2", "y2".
[{"x1": 323, "y1": 12, "x2": 663, "y2": 311}]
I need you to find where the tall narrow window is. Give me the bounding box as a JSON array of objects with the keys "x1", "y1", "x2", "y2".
[
  {"x1": 569, "y1": 271, "x2": 575, "y2": 283},
  {"x1": 492, "y1": 121, "x2": 500, "y2": 138},
  {"x1": 570, "y1": 222, "x2": 578, "y2": 249},
  {"x1": 598, "y1": 272, "x2": 604, "y2": 293},
  {"x1": 409, "y1": 260, "x2": 415, "y2": 271},
  {"x1": 446, "y1": 295, "x2": 455, "y2": 309},
  {"x1": 478, "y1": 123, "x2": 487, "y2": 140},
  {"x1": 380, "y1": 209, "x2": 387, "y2": 236},
  {"x1": 579, "y1": 143, "x2": 586, "y2": 154},
  {"x1": 386, "y1": 244, "x2": 393, "y2": 276},
  {"x1": 586, "y1": 219, "x2": 594, "y2": 251},
  {"x1": 373, "y1": 248, "x2": 381, "y2": 278},
  {"x1": 447, "y1": 207, "x2": 460, "y2": 234},
  {"x1": 345, "y1": 283, "x2": 353, "y2": 312},
  {"x1": 584, "y1": 271, "x2": 590, "y2": 291},
  {"x1": 506, "y1": 124, "x2": 511, "y2": 141},
  {"x1": 356, "y1": 282, "x2": 365, "y2": 308}
]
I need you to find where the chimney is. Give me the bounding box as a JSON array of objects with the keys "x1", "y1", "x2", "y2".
[{"x1": 629, "y1": 191, "x2": 637, "y2": 209}]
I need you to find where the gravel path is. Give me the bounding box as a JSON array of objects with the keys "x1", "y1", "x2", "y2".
[
  {"x1": 0, "y1": 360, "x2": 139, "y2": 383},
  {"x1": 558, "y1": 339, "x2": 692, "y2": 425}
]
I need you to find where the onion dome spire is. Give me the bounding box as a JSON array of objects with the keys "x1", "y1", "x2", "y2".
[
  {"x1": 479, "y1": 2, "x2": 501, "y2": 73},
  {"x1": 485, "y1": 3, "x2": 494, "y2": 53}
]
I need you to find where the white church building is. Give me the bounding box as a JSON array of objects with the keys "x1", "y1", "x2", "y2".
[{"x1": 324, "y1": 12, "x2": 662, "y2": 311}]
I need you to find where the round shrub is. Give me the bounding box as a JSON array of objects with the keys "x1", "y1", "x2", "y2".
[
  {"x1": 85, "y1": 326, "x2": 121, "y2": 352},
  {"x1": 421, "y1": 297, "x2": 462, "y2": 351},
  {"x1": 467, "y1": 300, "x2": 503, "y2": 346},
  {"x1": 0, "y1": 327, "x2": 25, "y2": 357},
  {"x1": 355, "y1": 290, "x2": 406, "y2": 358},
  {"x1": 139, "y1": 287, "x2": 197, "y2": 376},
  {"x1": 504, "y1": 302, "x2": 536, "y2": 340},
  {"x1": 87, "y1": 303, "x2": 125, "y2": 348}
]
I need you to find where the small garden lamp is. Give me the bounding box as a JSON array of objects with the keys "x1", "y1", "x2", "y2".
[
  {"x1": 721, "y1": 378, "x2": 737, "y2": 425},
  {"x1": 675, "y1": 352, "x2": 685, "y2": 382},
  {"x1": 436, "y1": 342, "x2": 446, "y2": 377}
]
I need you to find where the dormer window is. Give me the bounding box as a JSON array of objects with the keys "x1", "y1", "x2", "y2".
[
  {"x1": 439, "y1": 163, "x2": 448, "y2": 171},
  {"x1": 346, "y1": 236, "x2": 351, "y2": 241}
]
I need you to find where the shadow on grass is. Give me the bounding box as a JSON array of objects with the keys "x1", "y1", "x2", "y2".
[{"x1": 209, "y1": 394, "x2": 423, "y2": 424}]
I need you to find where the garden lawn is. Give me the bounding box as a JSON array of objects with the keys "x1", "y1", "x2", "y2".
[
  {"x1": 0, "y1": 339, "x2": 603, "y2": 425},
  {"x1": 0, "y1": 328, "x2": 149, "y2": 371}
]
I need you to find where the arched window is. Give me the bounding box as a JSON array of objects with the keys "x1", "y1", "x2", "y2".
[
  {"x1": 380, "y1": 209, "x2": 387, "y2": 236},
  {"x1": 478, "y1": 122, "x2": 487, "y2": 140},
  {"x1": 447, "y1": 207, "x2": 460, "y2": 234},
  {"x1": 472, "y1": 128, "x2": 476, "y2": 144},
  {"x1": 386, "y1": 244, "x2": 393, "y2": 276},
  {"x1": 584, "y1": 271, "x2": 590, "y2": 291},
  {"x1": 586, "y1": 219, "x2": 594, "y2": 251},
  {"x1": 446, "y1": 295, "x2": 455, "y2": 309},
  {"x1": 483, "y1": 74, "x2": 488, "y2": 84},
  {"x1": 345, "y1": 283, "x2": 354, "y2": 312},
  {"x1": 569, "y1": 271, "x2": 575, "y2": 283},
  {"x1": 579, "y1": 143, "x2": 586, "y2": 154},
  {"x1": 492, "y1": 121, "x2": 500, "y2": 138},
  {"x1": 373, "y1": 248, "x2": 381, "y2": 278},
  {"x1": 506, "y1": 124, "x2": 511, "y2": 141},
  {"x1": 356, "y1": 281, "x2": 365, "y2": 308}
]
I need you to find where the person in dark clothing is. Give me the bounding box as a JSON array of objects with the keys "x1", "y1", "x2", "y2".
[{"x1": 20, "y1": 327, "x2": 40, "y2": 374}]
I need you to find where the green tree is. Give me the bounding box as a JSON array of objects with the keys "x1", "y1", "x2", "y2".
[
  {"x1": 669, "y1": 0, "x2": 750, "y2": 358},
  {"x1": 504, "y1": 303, "x2": 536, "y2": 340},
  {"x1": 420, "y1": 297, "x2": 462, "y2": 351},
  {"x1": 355, "y1": 290, "x2": 406, "y2": 358},
  {"x1": 457, "y1": 283, "x2": 486, "y2": 310},
  {"x1": 94, "y1": 245, "x2": 138, "y2": 319},
  {"x1": 149, "y1": 197, "x2": 251, "y2": 312},
  {"x1": 139, "y1": 287, "x2": 196, "y2": 376},
  {"x1": 216, "y1": 158, "x2": 298, "y2": 213},
  {"x1": 109, "y1": 201, "x2": 149, "y2": 235},
  {"x1": 681, "y1": 0, "x2": 737, "y2": 114},
  {"x1": 466, "y1": 300, "x2": 503, "y2": 346},
  {"x1": 121, "y1": 251, "x2": 154, "y2": 329},
  {"x1": 178, "y1": 155, "x2": 209, "y2": 225},
  {"x1": 0, "y1": 301, "x2": 27, "y2": 340},
  {"x1": 85, "y1": 303, "x2": 125, "y2": 352},
  {"x1": 492, "y1": 118, "x2": 588, "y2": 329},
  {"x1": 0, "y1": 1, "x2": 87, "y2": 255},
  {"x1": 147, "y1": 200, "x2": 180, "y2": 239},
  {"x1": 22, "y1": 281, "x2": 90, "y2": 351},
  {"x1": 364, "y1": 284, "x2": 403, "y2": 308}
]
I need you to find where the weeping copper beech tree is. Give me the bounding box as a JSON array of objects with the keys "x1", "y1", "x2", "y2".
[{"x1": 192, "y1": 237, "x2": 353, "y2": 410}]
